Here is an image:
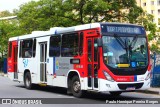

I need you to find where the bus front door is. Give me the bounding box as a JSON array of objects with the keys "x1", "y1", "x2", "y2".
[
  {"x1": 87, "y1": 38, "x2": 99, "y2": 90},
  {"x1": 39, "y1": 42, "x2": 47, "y2": 82}
]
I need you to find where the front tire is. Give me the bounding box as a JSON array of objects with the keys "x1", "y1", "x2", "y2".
[
  {"x1": 71, "y1": 76, "x2": 84, "y2": 98},
  {"x1": 24, "y1": 72, "x2": 33, "y2": 89},
  {"x1": 109, "y1": 91, "x2": 122, "y2": 96}
]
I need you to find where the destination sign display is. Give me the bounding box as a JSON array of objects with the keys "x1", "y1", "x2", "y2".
[{"x1": 101, "y1": 24, "x2": 145, "y2": 35}]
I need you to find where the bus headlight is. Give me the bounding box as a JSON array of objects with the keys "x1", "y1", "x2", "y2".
[
  {"x1": 145, "y1": 72, "x2": 151, "y2": 80},
  {"x1": 103, "y1": 70, "x2": 114, "y2": 82}
]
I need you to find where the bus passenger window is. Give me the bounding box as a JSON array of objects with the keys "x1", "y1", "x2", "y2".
[
  {"x1": 8, "y1": 42, "x2": 12, "y2": 58},
  {"x1": 22, "y1": 39, "x2": 33, "y2": 58},
  {"x1": 79, "y1": 32, "x2": 83, "y2": 56},
  {"x1": 33, "y1": 39, "x2": 36, "y2": 57},
  {"x1": 61, "y1": 33, "x2": 79, "y2": 57},
  {"x1": 49, "y1": 36, "x2": 61, "y2": 57}
]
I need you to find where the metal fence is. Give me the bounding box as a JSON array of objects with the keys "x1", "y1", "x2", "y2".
[{"x1": 151, "y1": 53, "x2": 160, "y2": 87}]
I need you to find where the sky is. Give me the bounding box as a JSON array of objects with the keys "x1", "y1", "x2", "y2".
[{"x1": 0, "y1": 0, "x2": 39, "y2": 13}]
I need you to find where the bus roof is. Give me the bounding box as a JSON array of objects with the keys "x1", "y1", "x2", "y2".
[
  {"x1": 100, "y1": 22, "x2": 142, "y2": 27},
  {"x1": 9, "y1": 22, "x2": 143, "y2": 41}
]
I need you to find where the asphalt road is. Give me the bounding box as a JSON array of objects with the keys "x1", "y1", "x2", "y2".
[{"x1": 0, "y1": 76, "x2": 160, "y2": 107}]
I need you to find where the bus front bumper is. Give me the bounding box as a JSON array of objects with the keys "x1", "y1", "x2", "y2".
[{"x1": 99, "y1": 78, "x2": 150, "y2": 92}]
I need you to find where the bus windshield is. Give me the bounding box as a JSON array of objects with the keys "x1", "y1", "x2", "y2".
[{"x1": 102, "y1": 35, "x2": 148, "y2": 69}]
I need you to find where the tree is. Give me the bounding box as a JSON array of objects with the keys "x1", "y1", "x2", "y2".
[
  {"x1": 0, "y1": 10, "x2": 13, "y2": 17},
  {"x1": 135, "y1": 12, "x2": 160, "y2": 53},
  {"x1": 0, "y1": 20, "x2": 24, "y2": 58},
  {"x1": 16, "y1": 0, "x2": 143, "y2": 33},
  {"x1": 17, "y1": 0, "x2": 64, "y2": 33},
  {"x1": 127, "y1": 5, "x2": 143, "y2": 23},
  {"x1": 0, "y1": 10, "x2": 25, "y2": 58},
  {"x1": 150, "y1": 44, "x2": 160, "y2": 53}
]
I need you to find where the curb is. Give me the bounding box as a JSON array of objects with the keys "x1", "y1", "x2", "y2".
[
  {"x1": 137, "y1": 90, "x2": 160, "y2": 95},
  {"x1": 0, "y1": 73, "x2": 7, "y2": 77},
  {"x1": 0, "y1": 73, "x2": 3, "y2": 76}
]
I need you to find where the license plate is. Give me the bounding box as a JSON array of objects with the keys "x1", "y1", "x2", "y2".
[{"x1": 126, "y1": 87, "x2": 135, "y2": 90}]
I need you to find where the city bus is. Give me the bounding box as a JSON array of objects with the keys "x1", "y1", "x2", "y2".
[{"x1": 7, "y1": 22, "x2": 151, "y2": 97}]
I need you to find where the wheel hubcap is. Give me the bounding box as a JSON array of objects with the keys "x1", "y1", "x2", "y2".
[
  {"x1": 26, "y1": 77, "x2": 30, "y2": 87},
  {"x1": 73, "y1": 81, "x2": 80, "y2": 93}
]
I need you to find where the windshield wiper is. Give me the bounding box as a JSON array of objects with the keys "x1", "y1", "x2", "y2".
[
  {"x1": 114, "y1": 34, "x2": 138, "y2": 49},
  {"x1": 130, "y1": 35, "x2": 138, "y2": 49},
  {"x1": 114, "y1": 34, "x2": 126, "y2": 49},
  {"x1": 114, "y1": 34, "x2": 138, "y2": 64}
]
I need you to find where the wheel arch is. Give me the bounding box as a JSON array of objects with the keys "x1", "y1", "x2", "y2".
[{"x1": 67, "y1": 70, "x2": 81, "y2": 88}]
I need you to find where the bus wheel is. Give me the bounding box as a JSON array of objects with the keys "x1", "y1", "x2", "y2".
[
  {"x1": 109, "y1": 91, "x2": 122, "y2": 96},
  {"x1": 24, "y1": 72, "x2": 33, "y2": 89},
  {"x1": 71, "y1": 76, "x2": 84, "y2": 98}
]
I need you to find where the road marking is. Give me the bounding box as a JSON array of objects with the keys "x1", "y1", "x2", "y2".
[{"x1": 57, "y1": 95, "x2": 75, "y2": 98}]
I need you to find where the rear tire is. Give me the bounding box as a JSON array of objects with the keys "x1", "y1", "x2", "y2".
[
  {"x1": 24, "y1": 72, "x2": 33, "y2": 89},
  {"x1": 71, "y1": 76, "x2": 84, "y2": 98},
  {"x1": 109, "y1": 91, "x2": 122, "y2": 96}
]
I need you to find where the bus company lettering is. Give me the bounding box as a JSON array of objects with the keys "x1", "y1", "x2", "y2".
[
  {"x1": 59, "y1": 62, "x2": 69, "y2": 70},
  {"x1": 116, "y1": 77, "x2": 127, "y2": 81}
]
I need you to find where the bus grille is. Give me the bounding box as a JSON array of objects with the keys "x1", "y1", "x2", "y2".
[{"x1": 117, "y1": 83, "x2": 143, "y2": 90}]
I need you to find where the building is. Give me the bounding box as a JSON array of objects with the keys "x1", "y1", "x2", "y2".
[{"x1": 136, "y1": 0, "x2": 160, "y2": 28}]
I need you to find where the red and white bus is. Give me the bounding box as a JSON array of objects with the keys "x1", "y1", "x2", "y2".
[{"x1": 8, "y1": 23, "x2": 151, "y2": 97}]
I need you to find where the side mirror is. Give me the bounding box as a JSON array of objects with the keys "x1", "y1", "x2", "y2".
[{"x1": 97, "y1": 38, "x2": 102, "y2": 47}]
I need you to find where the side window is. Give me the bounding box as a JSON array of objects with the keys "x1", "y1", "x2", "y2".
[
  {"x1": 8, "y1": 42, "x2": 12, "y2": 58},
  {"x1": 79, "y1": 32, "x2": 83, "y2": 56},
  {"x1": 61, "y1": 33, "x2": 79, "y2": 57},
  {"x1": 22, "y1": 39, "x2": 33, "y2": 58},
  {"x1": 49, "y1": 36, "x2": 61, "y2": 57},
  {"x1": 19, "y1": 41, "x2": 22, "y2": 57},
  {"x1": 94, "y1": 39, "x2": 98, "y2": 62},
  {"x1": 33, "y1": 39, "x2": 36, "y2": 57}
]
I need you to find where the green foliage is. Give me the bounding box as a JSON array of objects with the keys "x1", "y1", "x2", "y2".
[
  {"x1": 138, "y1": 13, "x2": 156, "y2": 33},
  {"x1": 134, "y1": 11, "x2": 159, "y2": 53},
  {"x1": 0, "y1": 10, "x2": 13, "y2": 17},
  {"x1": 17, "y1": 0, "x2": 65, "y2": 33},
  {"x1": 150, "y1": 44, "x2": 160, "y2": 53},
  {"x1": 0, "y1": 20, "x2": 24, "y2": 57},
  {"x1": 0, "y1": 0, "x2": 159, "y2": 55},
  {"x1": 147, "y1": 33, "x2": 154, "y2": 41},
  {"x1": 127, "y1": 5, "x2": 143, "y2": 23},
  {"x1": 16, "y1": 0, "x2": 144, "y2": 33}
]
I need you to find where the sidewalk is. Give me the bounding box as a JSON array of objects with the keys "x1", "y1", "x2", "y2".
[
  {"x1": 0, "y1": 72, "x2": 3, "y2": 76},
  {"x1": 137, "y1": 87, "x2": 160, "y2": 95},
  {"x1": 0, "y1": 72, "x2": 7, "y2": 77}
]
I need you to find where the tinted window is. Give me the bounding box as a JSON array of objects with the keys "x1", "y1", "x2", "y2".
[
  {"x1": 21, "y1": 39, "x2": 33, "y2": 58},
  {"x1": 79, "y1": 32, "x2": 83, "y2": 56},
  {"x1": 94, "y1": 39, "x2": 98, "y2": 62},
  {"x1": 49, "y1": 36, "x2": 61, "y2": 57},
  {"x1": 61, "y1": 33, "x2": 79, "y2": 57},
  {"x1": 8, "y1": 42, "x2": 12, "y2": 58},
  {"x1": 19, "y1": 41, "x2": 22, "y2": 57},
  {"x1": 33, "y1": 39, "x2": 36, "y2": 57}
]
